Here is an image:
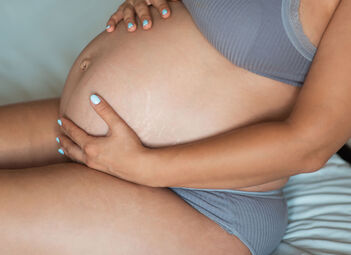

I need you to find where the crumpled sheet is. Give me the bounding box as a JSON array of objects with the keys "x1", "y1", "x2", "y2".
[{"x1": 273, "y1": 154, "x2": 351, "y2": 255}]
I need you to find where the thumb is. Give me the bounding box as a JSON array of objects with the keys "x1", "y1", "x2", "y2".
[{"x1": 90, "y1": 94, "x2": 128, "y2": 134}]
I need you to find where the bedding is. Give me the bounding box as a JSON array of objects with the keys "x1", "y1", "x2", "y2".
[
  {"x1": 1, "y1": 1, "x2": 350, "y2": 254},
  {"x1": 272, "y1": 154, "x2": 351, "y2": 255}
]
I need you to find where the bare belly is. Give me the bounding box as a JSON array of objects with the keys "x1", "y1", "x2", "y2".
[{"x1": 59, "y1": 1, "x2": 338, "y2": 191}]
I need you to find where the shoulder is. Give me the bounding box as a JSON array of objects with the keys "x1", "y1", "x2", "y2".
[{"x1": 286, "y1": 0, "x2": 351, "y2": 170}]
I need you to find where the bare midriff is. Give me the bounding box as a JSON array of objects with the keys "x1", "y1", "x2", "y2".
[{"x1": 59, "y1": 1, "x2": 338, "y2": 191}]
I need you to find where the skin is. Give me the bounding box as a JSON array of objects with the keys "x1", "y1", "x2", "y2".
[
  {"x1": 58, "y1": 95, "x2": 152, "y2": 186},
  {"x1": 58, "y1": 0, "x2": 341, "y2": 190},
  {"x1": 59, "y1": 2, "x2": 300, "y2": 191},
  {"x1": 0, "y1": 0, "x2": 343, "y2": 253},
  {"x1": 106, "y1": 0, "x2": 180, "y2": 32},
  {"x1": 0, "y1": 164, "x2": 250, "y2": 255},
  {"x1": 0, "y1": 99, "x2": 69, "y2": 169}
]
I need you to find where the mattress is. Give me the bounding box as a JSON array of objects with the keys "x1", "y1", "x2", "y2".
[{"x1": 1, "y1": 1, "x2": 350, "y2": 254}]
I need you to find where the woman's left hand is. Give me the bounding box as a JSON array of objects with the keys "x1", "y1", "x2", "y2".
[{"x1": 57, "y1": 94, "x2": 154, "y2": 186}]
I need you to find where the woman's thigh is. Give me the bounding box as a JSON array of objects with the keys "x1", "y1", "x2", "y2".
[
  {"x1": 0, "y1": 98, "x2": 69, "y2": 169},
  {"x1": 0, "y1": 163, "x2": 250, "y2": 255}
]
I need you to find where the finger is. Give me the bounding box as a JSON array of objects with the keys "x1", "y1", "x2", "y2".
[
  {"x1": 58, "y1": 135, "x2": 85, "y2": 164},
  {"x1": 89, "y1": 94, "x2": 128, "y2": 134},
  {"x1": 106, "y1": 9, "x2": 124, "y2": 32},
  {"x1": 123, "y1": 3, "x2": 137, "y2": 32},
  {"x1": 151, "y1": 0, "x2": 171, "y2": 18},
  {"x1": 59, "y1": 117, "x2": 90, "y2": 149},
  {"x1": 134, "y1": 1, "x2": 152, "y2": 30},
  {"x1": 105, "y1": 19, "x2": 115, "y2": 32}
]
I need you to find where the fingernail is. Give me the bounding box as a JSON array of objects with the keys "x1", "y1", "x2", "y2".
[
  {"x1": 128, "y1": 22, "x2": 134, "y2": 29},
  {"x1": 58, "y1": 148, "x2": 64, "y2": 155},
  {"x1": 56, "y1": 137, "x2": 60, "y2": 144},
  {"x1": 57, "y1": 119, "x2": 62, "y2": 126},
  {"x1": 106, "y1": 25, "x2": 111, "y2": 30},
  {"x1": 162, "y1": 9, "x2": 168, "y2": 16},
  {"x1": 90, "y1": 94, "x2": 101, "y2": 105},
  {"x1": 142, "y1": 19, "x2": 149, "y2": 27}
]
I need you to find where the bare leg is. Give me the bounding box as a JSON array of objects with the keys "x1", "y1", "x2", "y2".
[
  {"x1": 0, "y1": 98, "x2": 69, "y2": 169},
  {"x1": 0, "y1": 163, "x2": 250, "y2": 255}
]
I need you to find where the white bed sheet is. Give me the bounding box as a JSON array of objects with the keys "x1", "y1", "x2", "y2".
[
  {"x1": 1, "y1": 1, "x2": 350, "y2": 254},
  {"x1": 272, "y1": 154, "x2": 351, "y2": 255}
]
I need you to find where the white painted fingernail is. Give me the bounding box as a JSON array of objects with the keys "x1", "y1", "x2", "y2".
[
  {"x1": 57, "y1": 119, "x2": 62, "y2": 126},
  {"x1": 56, "y1": 137, "x2": 60, "y2": 144},
  {"x1": 90, "y1": 94, "x2": 101, "y2": 105},
  {"x1": 106, "y1": 25, "x2": 111, "y2": 30}
]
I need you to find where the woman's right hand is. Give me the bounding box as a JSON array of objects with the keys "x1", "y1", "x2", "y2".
[{"x1": 106, "y1": 0, "x2": 179, "y2": 33}]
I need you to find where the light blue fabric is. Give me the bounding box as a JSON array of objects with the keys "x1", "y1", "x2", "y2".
[
  {"x1": 272, "y1": 154, "x2": 351, "y2": 255},
  {"x1": 182, "y1": 0, "x2": 317, "y2": 87},
  {"x1": 170, "y1": 187, "x2": 288, "y2": 255}
]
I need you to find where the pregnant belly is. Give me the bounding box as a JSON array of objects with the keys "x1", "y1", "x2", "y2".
[{"x1": 60, "y1": 2, "x2": 298, "y2": 191}]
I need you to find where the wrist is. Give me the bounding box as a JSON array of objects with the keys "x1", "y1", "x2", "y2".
[
  {"x1": 136, "y1": 148, "x2": 161, "y2": 187},
  {"x1": 141, "y1": 146, "x2": 174, "y2": 188}
]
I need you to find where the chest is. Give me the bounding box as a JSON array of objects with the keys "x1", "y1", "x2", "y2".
[{"x1": 182, "y1": 0, "x2": 338, "y2": 86}]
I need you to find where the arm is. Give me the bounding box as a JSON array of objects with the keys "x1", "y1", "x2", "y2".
[{"x1": 147, "y1": 0, "x2": 351, "y2": 189}]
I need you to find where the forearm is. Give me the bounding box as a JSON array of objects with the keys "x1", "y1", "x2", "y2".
[{"x1": 146, "y1": 120, "x2": 324, "y2": 189}]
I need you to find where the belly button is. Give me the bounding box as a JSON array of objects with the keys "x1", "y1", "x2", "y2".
[{"x1": 80, "y1": 58, "x2": 91, "y2": 71}]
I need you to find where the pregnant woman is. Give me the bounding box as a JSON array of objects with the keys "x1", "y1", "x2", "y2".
[{"x1": 0, "y1": 0, "x2": 350, "y2": 254}]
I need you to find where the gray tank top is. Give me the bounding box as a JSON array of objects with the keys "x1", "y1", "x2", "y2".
[{"x1": 182, "y1": 0, "x2": 317, "y2": 87}]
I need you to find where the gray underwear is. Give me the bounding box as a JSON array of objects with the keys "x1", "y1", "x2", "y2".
[{"x1": 169, "y1": 187, "x2": 288, "y2": 255}]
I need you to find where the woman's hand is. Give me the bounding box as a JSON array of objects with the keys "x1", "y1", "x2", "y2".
[
  {"x1": 57, "y1": 94, "x2": 154, "y2": 186},
  {"x1": 106, "y1": 0, "x2": 179, "y2": 32}
]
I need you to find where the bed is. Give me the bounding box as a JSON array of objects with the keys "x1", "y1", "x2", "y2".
[{"x1": 1, "y1": 1, "x2": 350, "y2": 254}]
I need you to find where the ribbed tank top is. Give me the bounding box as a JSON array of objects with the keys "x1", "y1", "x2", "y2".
[{"x1": 182, "y1": 0, "x2": 318, "y2": 87}]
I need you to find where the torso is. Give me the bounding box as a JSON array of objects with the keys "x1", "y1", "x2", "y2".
[{"x1": 59, "y1": 0, "x2": 339, "y2": 191}]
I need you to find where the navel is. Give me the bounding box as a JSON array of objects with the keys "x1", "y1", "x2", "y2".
[{"x1": 79, "y1": 58, "x2": 91, "y2": 71}]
